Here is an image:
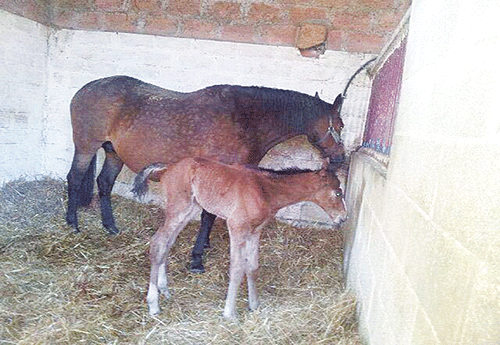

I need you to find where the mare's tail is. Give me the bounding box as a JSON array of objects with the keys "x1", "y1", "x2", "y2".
[
  {"x1": 78, "y1": 155, "x2": 96, "y2": 206},
  {"x1": 132, "y1": 163, "x2": 168, "y2": 198}
]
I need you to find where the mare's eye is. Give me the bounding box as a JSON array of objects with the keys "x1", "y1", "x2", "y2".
[{"x1": 335, "y1": 191, "x2": 342, "y2": 197}]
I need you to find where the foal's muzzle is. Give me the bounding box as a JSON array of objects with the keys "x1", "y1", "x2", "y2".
[{"x1": 333, "y1": 212, "x2": 348, "y2": 226}]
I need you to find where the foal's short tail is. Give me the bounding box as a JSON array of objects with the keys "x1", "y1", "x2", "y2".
[
  {"x1": 132, "y1": 163, "x2": 168, "y2": 198},
  {"x1": 79, "y1": 155, "x2": 96, "y2": 206}
]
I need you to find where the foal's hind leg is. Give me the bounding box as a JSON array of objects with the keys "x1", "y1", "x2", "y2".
[
  {"x1": 147, "y1": 227, "x2": 171, "y2": 315},
  {"x1": 190, "y1": 210, "x2": 217, "y2": 273},
  {"x1": 148, "y1": 204, "x2": 199, "y2": 315},
  {"x1": 96, "y1": 148, "x2": 123, "y2": 235},
  {"x1": 66, "y1": 152, "x2": 97, "y2": 233}
]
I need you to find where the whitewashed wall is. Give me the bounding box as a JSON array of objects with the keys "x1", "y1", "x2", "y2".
[{"x1": 0, "y1": 11, "x2": 49, "y2": 184}]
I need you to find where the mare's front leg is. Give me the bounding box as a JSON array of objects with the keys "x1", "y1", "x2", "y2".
[
  {"x1": 96, "y1": 148, "x2": 123, "y2": 235},
  {"x1": 190, "y1": 210, "x2": 217, "y2": 273}
]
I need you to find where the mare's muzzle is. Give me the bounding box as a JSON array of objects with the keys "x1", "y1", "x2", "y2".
[{"x1": 327, "y1": 153, "x2": 345, "y2": 171}]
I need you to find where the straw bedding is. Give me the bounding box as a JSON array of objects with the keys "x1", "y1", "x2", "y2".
[{"x1": 0, "y1": 178, "x2": 361, "y2": 344}]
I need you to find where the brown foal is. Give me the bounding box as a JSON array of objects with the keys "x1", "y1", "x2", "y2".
[{"x1": 133, "y1": 157, "x2": 347, "y2": 319}]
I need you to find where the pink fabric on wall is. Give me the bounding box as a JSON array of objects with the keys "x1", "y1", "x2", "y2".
[{"x1": 363, "y1": 37, "x2": 407, "y2": 155}]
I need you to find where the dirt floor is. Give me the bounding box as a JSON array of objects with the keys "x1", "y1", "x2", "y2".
[{"x1": 0, "y1": 178, "x2": 361, "y2": 345}]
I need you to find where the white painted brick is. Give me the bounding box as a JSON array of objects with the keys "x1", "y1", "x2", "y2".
[{"x1": 0, "y1": 10, "x2": 49, "y2": 185}]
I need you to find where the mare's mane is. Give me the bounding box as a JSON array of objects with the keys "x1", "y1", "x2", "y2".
[{"x1": 229, "y1": 86, "x2": 332, "y2": 132}]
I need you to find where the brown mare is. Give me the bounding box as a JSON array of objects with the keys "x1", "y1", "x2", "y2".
[
  {"x1": 132, "y1": 157, "x2": 348, "y2": 318},
  {"x1": 66, "y1": 75, "x2": 345, "y2": 272}
]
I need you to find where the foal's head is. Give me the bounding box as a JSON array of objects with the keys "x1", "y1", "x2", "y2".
[{"x1": 310, "y1": 166, "x2": 348, "y2": 225}]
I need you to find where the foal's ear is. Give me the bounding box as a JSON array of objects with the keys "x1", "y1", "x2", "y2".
[{"x1": 315, "y1": 92, "x2": 320, "y2": 99}]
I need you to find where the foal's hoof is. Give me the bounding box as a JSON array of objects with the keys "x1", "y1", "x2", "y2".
[
  {"x1": 223, "y1": 311, "x2": 237, "y2": 320},
  {"x1": 148, "y1": 306, "x2": 160, "y2": 316}
]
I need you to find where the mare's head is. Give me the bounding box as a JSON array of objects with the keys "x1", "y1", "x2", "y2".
[
  {"x1": 310, "y1": 161, "x2": 348, "y2": 225},
  {"x1": 310, "y1": 94, "x2": 345, "y2": 171}
]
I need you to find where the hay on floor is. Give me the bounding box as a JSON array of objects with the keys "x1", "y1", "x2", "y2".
[{"x1": 0, "y1": 178, "x2": 361, "y2": 345}]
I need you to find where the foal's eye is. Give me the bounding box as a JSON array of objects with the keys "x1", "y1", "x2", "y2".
[{"x1": 335, "y1": 191, "x2": 342, "y2": 197}]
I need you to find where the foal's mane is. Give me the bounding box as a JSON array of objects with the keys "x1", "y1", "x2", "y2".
[
  {"x1": 250, "y1": 165, "x2": 317, "y2": 176},
  {"x1": 232, "y1": 86, "x2": 332, "y2": 132}
]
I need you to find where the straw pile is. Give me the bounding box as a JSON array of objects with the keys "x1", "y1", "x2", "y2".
[{"x1": 0, "y1": 178, "x2": 361, "y2": 345}]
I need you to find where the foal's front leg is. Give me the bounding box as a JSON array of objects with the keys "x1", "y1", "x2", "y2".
[
  {"x1": 224, "y1": 231, "x2": 246, "y2": 319},
  {"x1": 244, "y1": 233, "x2": 261, "y2": 312}
]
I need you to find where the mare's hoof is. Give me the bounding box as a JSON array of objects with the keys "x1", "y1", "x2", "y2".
[
  {"x1": 66, "y1": 216, "x2": 79, "y2": 233},
  {"x1": 106, "y1": 226, "x2": 120, "y2": 235},
  {"x1": 67, "y1": 221, "x2": 80, "y2": 234},
  {"x1": 189, "y1": 264, "x2": 206, "y2": 274}
]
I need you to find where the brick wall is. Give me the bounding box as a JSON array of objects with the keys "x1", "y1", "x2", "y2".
[{"x1": 0, "y1": 0, "x2": 411, "y2": 54}]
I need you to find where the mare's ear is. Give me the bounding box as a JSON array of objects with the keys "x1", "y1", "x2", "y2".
[
  {"x1": 315, "y1": 92, "x2": 320, "y2": 99},
  {"x1": 333, "y1": 93, "x2": 344, "y2": 113},
  {"x1": 321, "y1": 158, "x2": 330, "y2": 171}
]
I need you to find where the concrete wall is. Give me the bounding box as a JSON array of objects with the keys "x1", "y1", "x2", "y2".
[
  {"x1": 0, "y1": 8, "x2": 374, "y2": 225},
  {"x1": 0, "y1": 12, "x2": 49, "y2": 183},
  {"x1": 345, "y1": 0, "x2": 500, "y2": 344}
]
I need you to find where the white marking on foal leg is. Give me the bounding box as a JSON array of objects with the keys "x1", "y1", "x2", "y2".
[
  {"x1": 224, "y1": 236, "x2": 245, "y2": 319},
  {"x1": 147, "y1": 282, "x2": 160, "y2": 315},
  {"x1": 157, "y1": 262, "x2": 171, "y2": 299},
  {"x1": 224, "y1": 267, "x2": 245, "y2": 319},
  {"x1": 245, "y1": 234, "x2": 260, "y2": 311},
  {"x1": 247, "y1": 275, "x2": 259, "y2": 311}
]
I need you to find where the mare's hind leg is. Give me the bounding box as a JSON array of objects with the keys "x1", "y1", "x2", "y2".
[
  {"x1": 190, "y1": 210, "x2": 217, "y2": 273},
  {"x1": 96, "y1": 146, "x2": 123, "y2": 235},
  {"x1": 66, "y1": 152, "x2": 97, "y2": 233}
]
